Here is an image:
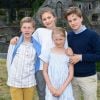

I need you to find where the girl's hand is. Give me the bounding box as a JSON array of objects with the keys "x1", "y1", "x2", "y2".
[
  {"x1": 66, "y1": 47, "x2": 73, "y2": 56},
  {"x1": 10, "y1": 36, "x2": 19, "y2": 45},
  {"x1": 49, "y1": 86, "x2": 57, "y2": 96},
  {"x1": 55, "y1": 87, "x2": 65, "y2": 96}
]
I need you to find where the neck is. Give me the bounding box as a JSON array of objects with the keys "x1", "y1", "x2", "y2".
[
  {"x1": 24, "y1": 37, "x2": 31, "y2": 43},
  {"x1": 55, "y1": 46, "x2": 64, "y2": 49},
  {"x1": 74, "y1": 25, "x2": 86, "y2": 34},
  {"x1": 47, "y1": 25, "x2": 56, "y2": 30}
]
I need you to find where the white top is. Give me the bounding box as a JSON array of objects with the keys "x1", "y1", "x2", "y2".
[
  {"x1": 33, "y1": 28, "x2": 68, "y2": 70},
  {"x1": 7, "y1": 42, "x2": 36, "y2": 88},
  {"x1": 39, "y1": 49, "x2": 74, "y2": 100}
]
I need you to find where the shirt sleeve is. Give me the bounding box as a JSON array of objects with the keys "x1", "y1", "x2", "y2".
[
  {"x1": 82, "y1": 32, "x2": 100, "y2": 62},
  {"x1": 39, "y1": 49, "x2": 50, "y2": 63},
  {"x1": 32, "y1": 28, "x2": 40, "y2": 42},
  {"x1": 7, "y1": 44, "x2": 15, "y2": 72}
]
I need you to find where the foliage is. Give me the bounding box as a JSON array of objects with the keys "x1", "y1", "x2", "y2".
[
  {"x1": 31, "y1": 0, "x2": 45, "y2": 15},
  {"x1": 0, "y1": 0, "x2": 36, "y2": 8},
  {"x1": 96, "y1": 62, "x2": 100, "y2": 72}
]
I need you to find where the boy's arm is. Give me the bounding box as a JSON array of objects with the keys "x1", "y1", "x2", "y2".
[
  {"x1": 82, "y1": 33, "x2": 100, "y2": 62},
  {"x1": 70, "y1": 32, "x2": 100, "y2": 64},
  {"x1": 7, "y1": 44, "x2": 15, "y2": 73},
  {"x1": 57, "y1": 63, "x2": 74, "y2": 96}
]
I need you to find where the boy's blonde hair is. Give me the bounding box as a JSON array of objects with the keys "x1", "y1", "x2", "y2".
[
  {"x1": 52, "y1": 27, "x2": 66, "y2": 38},
  {"x1": 20, "y1": 17, "x2": 35, "y2": 28},
  {"x1": 64, "y1": 6, "x2": 82, "y2": 19},
  {"x1": 38, "y1": 7, "x2": 56, "y2": 20}
]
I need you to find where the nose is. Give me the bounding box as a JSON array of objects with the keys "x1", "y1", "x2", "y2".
[
  {"x1": 45, "y1": 18, "x2": 50, "y2": 23},
  {"x1": 70, "y1": 20, "x2": 75, "y2": 25}
]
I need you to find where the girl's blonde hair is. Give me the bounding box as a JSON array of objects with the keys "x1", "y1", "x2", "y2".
[
  {"x1": 52, "y1": 27, "x2": 66, "y2": 38},
  {"x1": 20, "y1": 17, "x2": 35, "y2": 28}
]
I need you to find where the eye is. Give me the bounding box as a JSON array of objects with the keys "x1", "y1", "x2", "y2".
[
  {"x1": 68, "y1": 20, "x2": 72, "y2": 23},
  {"x1": 22, "y1": 26, "x2": 26, "y2": 29},
  {"x1": 42, "y1": 18, "x2": 46, "y2": 21}
]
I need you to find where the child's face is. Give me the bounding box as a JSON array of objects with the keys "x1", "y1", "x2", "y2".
[
  {"x1": 21, "y1": 22, "x2": 35, "y2": 39},
  {"x1": 53, "y1": 33, "x2": 65, "y2": 48},
  {"x1": 41, "y1": 12, "x2": 56, "y2": 29},
  {"x1": 67, "y1": 14, "x2": 83, "y2": 31}
]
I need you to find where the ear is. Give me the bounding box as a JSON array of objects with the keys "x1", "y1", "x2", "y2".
[
  {"x1": 81, "y1": 16, "x2": 83, "y2": 22},
  {"x1": 54, "y1": 16, "x2": 57, "y2": 23}
]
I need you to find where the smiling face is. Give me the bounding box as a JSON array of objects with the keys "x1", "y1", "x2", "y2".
[
  {"x1": 67, "y1": 13, "x2": 83, "y2": 31},
  {"x1": 41, "y1": 12, "x2": 56, "y2": 29},
  {"x1": 21, "y1": 22, "x2": 35, "y2": 41}
]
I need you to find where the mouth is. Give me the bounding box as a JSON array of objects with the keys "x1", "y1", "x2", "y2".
[
  {"x1": 25, "y1": 32, "x2": 29, "y2": 34},
  {"x1": 25, "y1": 33, "x2": 30, "y2": 35}
]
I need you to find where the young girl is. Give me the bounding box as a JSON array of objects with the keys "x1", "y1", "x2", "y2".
[
  {"x1": 7, "y1": 17, "x2": 41, "y2": 100},
  {"x1": 40, "y1": 27, "x2": 74, "y2": 100}
]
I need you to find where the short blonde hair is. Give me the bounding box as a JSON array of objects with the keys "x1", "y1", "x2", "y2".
[
  {"x1": 52, "y1": 27, "x2": 66, "y2": 38},
  {"x1": 20, "y1": 17, "x2": 35, "y2": 28},
  {"x1": 64, "y1": 6, "x2": 82, "y2": 19}
]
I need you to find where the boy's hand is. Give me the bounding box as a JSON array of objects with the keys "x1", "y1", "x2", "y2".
[
  {"x1": 10, "y1": 36, "x2": 19, "y2": 45},
  {"x1": 66, "y1": 47, "x2": 73, "y2": 56},
  {"x1": 70, "y1": 54, "x2": 82, "y2": 64}
]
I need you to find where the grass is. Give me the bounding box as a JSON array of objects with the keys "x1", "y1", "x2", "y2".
[{"x1": 0, "y1": 59, "x2": 100, "y2": 100}]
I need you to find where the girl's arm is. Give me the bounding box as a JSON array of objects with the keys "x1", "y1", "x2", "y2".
[
  {"x1": 10, "y1": 36, "x2": 19, "y2": 44},
  {"x1": 43, "y1": 62, "x2": 57, "y2": 95},
  {"x1": 56, "y1": 63, "x2": 74, "y2": 96}
]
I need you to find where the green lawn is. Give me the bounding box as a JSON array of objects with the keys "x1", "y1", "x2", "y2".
[{"x1": 0, "y1": 59, "x2": 100, "y2": 100}]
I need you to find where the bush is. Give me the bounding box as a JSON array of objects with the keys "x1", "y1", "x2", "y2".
[{"x1": 96, "y1": 62, "x2": 100, "y2": 72}]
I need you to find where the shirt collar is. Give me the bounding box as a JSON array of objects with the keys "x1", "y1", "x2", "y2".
[{"x1": 74, "y1": 25, "x2": 87, "y2": 34}]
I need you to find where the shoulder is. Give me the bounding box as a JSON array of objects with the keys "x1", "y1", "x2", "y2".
[
  {"x1": 35, "y1": 28, "x2": 52, "y2": 32},
  {"x1": 85, "y1": 29, "x2": 97, "y2": 35},
  {"x1": 67, "y1": 31, "x2": 74, "y2": 37},
  {"x1": 86, "y1": 29, "x2": 99, "y2": 38},
  {"x1": 8, "y1": 44, "x2": 16, "y2": 49}
]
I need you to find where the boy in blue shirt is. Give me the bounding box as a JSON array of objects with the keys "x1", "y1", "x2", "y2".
[
  {"x1": 7, "y1": 17, "x2": 41, "y2": 100},
  {"x1": 64, "y1": 6, "x2": 100, "y2": 100}
]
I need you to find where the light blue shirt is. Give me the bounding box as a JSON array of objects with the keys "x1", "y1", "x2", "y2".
[
  {"x1": 74, "y1": 25, "x2": 87, "y2": 34},
  {"x1": 7, "y1": 43, "x2": 36, "y2": 88}
]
